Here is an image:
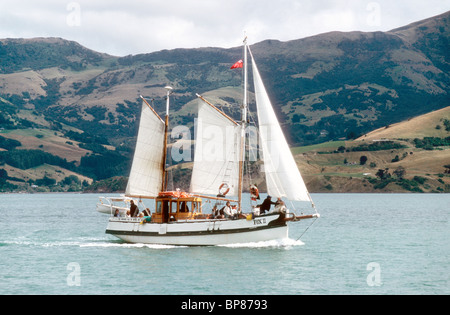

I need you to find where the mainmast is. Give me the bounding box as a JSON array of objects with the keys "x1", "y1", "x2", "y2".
[
  {"x1": 162, "y1": 85, "x2": 173, "y2": 192},
  {"x1": 237, "y1": 37, "x2": 248, "y2": 211},
  {"x1": 242, "y1": 36, "x2": 248, "y2": 122}
]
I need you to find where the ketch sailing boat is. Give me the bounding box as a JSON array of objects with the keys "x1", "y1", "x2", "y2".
[{"x1": 102, "y1": 38, "x2": 319, "y2": 246}]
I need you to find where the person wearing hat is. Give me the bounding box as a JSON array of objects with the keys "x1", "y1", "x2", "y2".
[{"x1": 258, "y1": 195, "x2": 276, "y2": 214}]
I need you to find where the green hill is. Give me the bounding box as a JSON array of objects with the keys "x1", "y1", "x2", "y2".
[
  {"x1": 293, "y1": 107, "x2": 450, "y2": 193},
  {"x1": 0, "y1": 11, "x2": 449, "y2": 192}
]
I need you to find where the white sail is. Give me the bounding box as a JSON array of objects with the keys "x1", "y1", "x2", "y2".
[
  {"x1": 190, "y1": 99, "x2": 241, "y2": 197},
  {"x1": 251, "y1": 53, "x2": 311, "y2": 202},
  {"x1": 125, "y1": 101, "x2": 165, "y2": 197}
]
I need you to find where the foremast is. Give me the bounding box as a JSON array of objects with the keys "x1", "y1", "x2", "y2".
[{"x1": 161, "y1": 86, "x2": 173, "y2": 192}]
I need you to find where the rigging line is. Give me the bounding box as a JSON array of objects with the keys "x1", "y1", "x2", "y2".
[
  {"x1": 288, "y1": 200, "x2": 297, "y2": 215},
  {"x1": 296, "y1": 217, "x2": 319, "y2": 241}
]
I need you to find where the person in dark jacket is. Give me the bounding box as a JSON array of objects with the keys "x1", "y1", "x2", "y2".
[
  {"x1": 258, "y1": 195, "x2": 276, "y2": 214},
  {"x1": 130, "y1": 200, "x2": 138, "y2": 217}
]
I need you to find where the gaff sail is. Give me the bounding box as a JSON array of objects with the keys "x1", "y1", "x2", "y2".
[
  {"x1": 190, "y1": 98, "x2": 241, "y2": 197},
  {"x1": 125, "y1": 101, "x2": 165, "y2": 197}
]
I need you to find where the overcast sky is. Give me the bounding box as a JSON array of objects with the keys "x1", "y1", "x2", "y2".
[{"x1": 1, "y1": 0, "x2": 449, "y2": 56}]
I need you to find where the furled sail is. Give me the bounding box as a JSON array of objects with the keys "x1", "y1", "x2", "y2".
[
  {"x1": 125, "y1": 101, "x2": 165, "y2": 197},
  {"x1": 190, "y1": 99, "x2": 241, "y2": 197},
  {"x1": 250, "y1": 53, "x2": 311, "y2": 202}
]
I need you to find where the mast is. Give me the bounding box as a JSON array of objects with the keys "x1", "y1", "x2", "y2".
[
  {"x1": 162, "y1": 85, "x2": 173, "y2": 192},
  {"x1": 243, "y1": 36, "x2": 248, "y2": 122},
  {"x1": 237, "y1": 36, "x2": 248, "y2": 211}
]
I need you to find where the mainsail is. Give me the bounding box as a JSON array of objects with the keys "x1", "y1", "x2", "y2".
[
  {"x1": 190, "y1": 48, "x2": 311, "y2": 203},
  {"x1": 250, "y1": 50, "x2": 311, "y2": 202},
  {"x1": 125, "y1": 101, "x2": 165, "y2": 197},
  {"x1": 190, "y1": 98, "x2": 241, "y2": 196}
]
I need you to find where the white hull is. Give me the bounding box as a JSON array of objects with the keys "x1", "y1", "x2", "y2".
[{"x1": 106, "y1": 213, "x2": 288, "y2": 246}]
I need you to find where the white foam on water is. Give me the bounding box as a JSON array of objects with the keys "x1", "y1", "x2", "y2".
[
  {"x1": 219, "y1": 237, "x2": 304, "y2": 249},
  {"x1": 78, "y1": 238, "x2": 304, "y2": 249},
  {"x1": 79, "y1": 242, "x2": 184, "y2": 249},
  {"x1": 3, "y1": 237, "x2": 303, "y2": 250}
]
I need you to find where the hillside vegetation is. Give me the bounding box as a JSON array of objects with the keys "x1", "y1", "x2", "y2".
[
  {"x1": 0, "y1": 11, "x2": 449, "y2": 193},
  {"x1": 295, "y1": 107, "x2": 450, "y2": 193}
]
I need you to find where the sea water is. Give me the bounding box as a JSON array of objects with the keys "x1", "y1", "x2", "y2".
[{"x1": 0, "y1": 193, "x2": 448, "y2": 295}]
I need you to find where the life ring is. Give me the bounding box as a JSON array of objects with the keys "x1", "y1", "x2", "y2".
[
  {"x1": 218, "y1": 183, "x2": 230, "y2": 196},
  {"x1": 250, "y1": 185, "x2": 259, "y2": 201}
]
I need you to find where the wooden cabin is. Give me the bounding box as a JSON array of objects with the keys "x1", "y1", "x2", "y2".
[{"x1": 150, "y1": 195, "x2": 204, "y2": 223}]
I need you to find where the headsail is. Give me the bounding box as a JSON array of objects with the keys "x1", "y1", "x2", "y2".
[
  {"x1": 190, "y1": 97, "x2": 241, "y2": 197},
  {"x1": 125, "y1": 100, "x2": 165, "y2": 197},
  {"x1": 249, "y1": 49, "x2": 311, "y2": 202}
]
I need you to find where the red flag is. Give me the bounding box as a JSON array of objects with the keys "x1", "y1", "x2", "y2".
[{"x1": 230, "y1": 60, "x2": 243, "y2": 69}]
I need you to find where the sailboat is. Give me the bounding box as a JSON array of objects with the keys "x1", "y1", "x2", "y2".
[{"x1": 102, "y1": 38, "x2": 319, "y2": 246}]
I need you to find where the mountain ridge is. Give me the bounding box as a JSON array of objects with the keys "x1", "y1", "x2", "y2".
[{"x1": 1, "y1": 11, "x2": 449, "y2": 192}]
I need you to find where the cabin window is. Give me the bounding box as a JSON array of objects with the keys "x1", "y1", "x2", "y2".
[
  {"x1": 156, "y1": 201, "x2": 162, "y2": 214},
  {"x1": 156, "y1": 201, "x2": 169, "y2": 214},
  {"x1": 171, "y1": 201, "x2": 178, "y2": 214},
  {"x1": 179, "y1": 201, "x2": 189, "y2": 213}
]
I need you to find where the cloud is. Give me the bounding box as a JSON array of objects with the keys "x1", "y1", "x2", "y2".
[{"x1": 0, "y1": 0, "x2": 449, "y2": 56}]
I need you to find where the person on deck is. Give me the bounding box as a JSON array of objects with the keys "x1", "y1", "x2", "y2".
[
  {"x1": 129, "y1": 200, "x2": 138, "y2": 217},
  {"x1": 258, "y1": 196, "x2": 276, "y2": 214},
  {"x1": 223, "y1": 201, "x2": 233, "y2": 219},
  {"x1": 142, "y1": 208, "x2": 151, "y2": 217},
  {"x1": 212, "y1": 205, "x2": 220, "y2": 218},
  {"x1": 274, "y1": 197, "x2": 287, "y2": 213}
]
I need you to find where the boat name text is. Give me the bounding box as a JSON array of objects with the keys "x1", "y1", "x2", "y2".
[{"x1": 253, "y1": 218, "x2": 267, "y2": 225}]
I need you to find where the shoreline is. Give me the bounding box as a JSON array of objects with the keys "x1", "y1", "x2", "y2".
[{"x1": 1, "y1": 190, "x2": 448, "y2": 195}]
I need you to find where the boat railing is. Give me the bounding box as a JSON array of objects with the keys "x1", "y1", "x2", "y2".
[
  {"x1": 98, "y1": 197, "x2": 113, "y2": 207},
  {"x1": 109, "y1": 217, "x2": 142, "y2": 223},
  {"x1": 108, "y1": 212, "x2": 288, "y2": 225}
]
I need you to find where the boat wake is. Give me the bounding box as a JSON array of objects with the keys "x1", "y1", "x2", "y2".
[
  {"x1": 218, "y1": 238, "x2": 304, "y2": 249},
  {"x1": 3, "y1": 237, "x2": 303, "y2": 250},
  {"x1": 79, "y1": 242, "x2": 184, "y2": 249},
  {"x1": 79, "y1": 237, "x2": 304, "y2": 249}
]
